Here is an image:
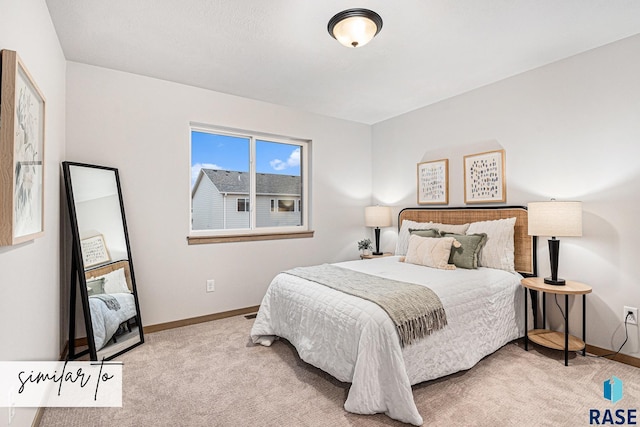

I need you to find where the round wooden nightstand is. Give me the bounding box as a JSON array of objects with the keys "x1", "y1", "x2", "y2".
[{"x1": 521, "y1": 277, "x2": 592, "y2": 366}]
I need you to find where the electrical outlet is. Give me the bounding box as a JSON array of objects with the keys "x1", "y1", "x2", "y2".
[
  {"x1": 206, "y1": 279, "x2": 215, "y2": 293},
  {"x1": 623, "y1": 306, "x2": 638, "y2": 325}
]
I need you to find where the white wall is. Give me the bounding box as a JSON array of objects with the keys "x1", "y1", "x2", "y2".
[
  {"x1": 372, "y1": 34, "x2": 640, "y2": 357},
  {"x1": 0, "y1": 0, "x2": 66, "y2": 424},
  {"x1": 65, "y1": 63, "x2": 372, "y2": 326},
  {"x1": 76, "y1": 195, "x2": 128, "y2": 261}
]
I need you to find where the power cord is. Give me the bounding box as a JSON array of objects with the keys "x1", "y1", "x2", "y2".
[
  {"x1": 552, "y1": 295, "x2": 631, "y2": 359},
  {"x1": 554, "y1": 294, "x2": 565, "y2": 321},
  {"x1": 586, "y1": 312, "x2": 631, "y2": 359}
]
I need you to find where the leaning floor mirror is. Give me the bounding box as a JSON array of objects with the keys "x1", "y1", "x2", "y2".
[{"x1": 63, "y1": 161, "x2": 144, "y2": 360}]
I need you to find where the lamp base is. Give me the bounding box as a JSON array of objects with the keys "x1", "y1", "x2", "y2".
[
  {"x1": 373, "y1": 227, "x2": 382, "y2": 256},
  {"x1": 544, "y1": 277, "x2": 566, "y2": 286}
]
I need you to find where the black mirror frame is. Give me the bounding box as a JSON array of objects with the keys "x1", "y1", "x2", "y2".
[{"x1": 62, "y1": 161, "x2": 144, "y2": 361}]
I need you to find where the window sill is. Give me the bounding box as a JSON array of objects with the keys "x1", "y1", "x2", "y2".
[{"x1": 187, "y1": 230, "x2": 314, "y2": 245}]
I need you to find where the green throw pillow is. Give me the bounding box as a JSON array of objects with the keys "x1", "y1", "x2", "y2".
[
  {"x1": 86, "y1": 277, "x2": 106, "y2": 296},
  {"x1": 441, "y1": 232, "x2": 488, "y2": 269},
  {"x1": 408, "y1": 228, "x2": 440, "y2": 238}
]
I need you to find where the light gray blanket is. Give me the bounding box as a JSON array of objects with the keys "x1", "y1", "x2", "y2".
[
  {"x1": 284, "y1": 264, "x2": 447, "y2": 347},
  {"x1": 90, "y1": 294, "x2": 121, "y2": 311}
]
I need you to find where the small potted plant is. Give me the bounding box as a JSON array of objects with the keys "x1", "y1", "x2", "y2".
[{"x1": 357, "y1": 238, "x2": 373, "y2": 256}]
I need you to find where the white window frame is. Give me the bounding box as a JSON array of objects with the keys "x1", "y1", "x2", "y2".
[{"x1": 189, "y1": 123, "x2": 311, "y2": 239}]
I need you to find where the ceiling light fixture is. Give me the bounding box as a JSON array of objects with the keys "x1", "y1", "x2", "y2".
[{"x1": 327, "y1": 8, "x2": 383, "y2": 48}]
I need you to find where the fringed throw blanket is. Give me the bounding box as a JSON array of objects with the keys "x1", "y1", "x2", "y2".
[
  {"x1": 90, "y1": 294, "x2": 121, "y2": 311},
  {"x1": 284, "y1": 264, "x2": 447, "y2": 347}
]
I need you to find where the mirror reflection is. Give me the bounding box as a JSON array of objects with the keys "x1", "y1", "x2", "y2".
[
  {"x1": 63, "y1": 162, "x2": 143, "y2": 360},
  {"x1": 83, "y1": 260, "x2": 141, "y2": 359}
]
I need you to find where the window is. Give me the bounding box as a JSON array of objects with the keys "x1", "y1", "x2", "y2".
[
  {"x1": 269, "y1": 198, "x2": 298, "y2": 212},
  {"x1": 190, "y1": 125, "x2": 311, "y2": 242},
  {"x1": 237, "y1": 198, "x2": 250, "y2": 212},
  {"x1": 278, "y1": 199, "x2": 295, "y2": 212}
]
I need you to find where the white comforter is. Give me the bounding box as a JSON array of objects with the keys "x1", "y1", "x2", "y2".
[
  {"x1": 251, "y1": 256, "x2": 529, "y2": 425},
  {"x1": 89, "y1": 292, "x2": 137, "y2": 351}
]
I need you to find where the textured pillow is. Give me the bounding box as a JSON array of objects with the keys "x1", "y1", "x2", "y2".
[
  {"x1": 90, "y1": 268, "x2": 130, "y2": 294},
  {"x1": 441, "y1": 232, "x2": 487, "y2": 269},
  {"x1": 396, "y1": 220, "x2": 470, "y2": 255},
  {"x1": 466, "y1": 217, "x2": 516, "y2": 271},
  {"x1": 430, "y1": 222, "x2": 471, "y2": 235},
  {"x1": 404, "y1": 235, "x2": 460, "y2": 270},
  {"x1": 409, "y1": 228, "x2": 440, "y2": 238},
  {"x1": 396, "y1": 220, "x2": 435, "y2": 255},
  {"x1": 86, "y1": 277, "x2": 105, "y2": 296}
]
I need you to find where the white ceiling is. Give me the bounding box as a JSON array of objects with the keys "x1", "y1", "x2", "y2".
[{"x1": 46, "y1": 0, "x2": 640, "y2": 124}]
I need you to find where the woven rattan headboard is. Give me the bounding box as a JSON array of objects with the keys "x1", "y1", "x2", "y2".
[
  {"x1": 85, "y1": 260, "x2": 134, "y2": 292},
  {"x1": 398, "y1": 206, "x2": 536, "y2": 276}
]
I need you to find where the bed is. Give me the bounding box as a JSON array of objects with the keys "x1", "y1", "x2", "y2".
[
  {"x1": 251, "y1": 207, "x2": 536, "y2": 425},
  {"x1": 85, "y1": 260, "x2": 139, "y2": 351}
]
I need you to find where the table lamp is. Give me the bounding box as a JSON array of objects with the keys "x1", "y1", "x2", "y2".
[
  {"x1": 528, "y1": 200, "x2": 582, "y2": 285},
  {"x1": 365, "y1": 206, "x2": 392, "y2": 255}
]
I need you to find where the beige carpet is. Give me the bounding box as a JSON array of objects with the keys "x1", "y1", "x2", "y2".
[{"x1": 40, "y1": 315, "x2": 639, "y2": 426}]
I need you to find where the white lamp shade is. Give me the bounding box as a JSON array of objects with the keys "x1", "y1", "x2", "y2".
[
  {"x1": 528, "y1": 201, "x2": 583, "y2": 237},
  {"x1": 332, "y1": 15, "x2": 379, "y2": 48},
  {"x1": 365, "y1": 206, "x2": 392, "y2": 228}
]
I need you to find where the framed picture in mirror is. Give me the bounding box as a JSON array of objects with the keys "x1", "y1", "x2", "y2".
[
  {"x1": 81, "y1": 234, "x2": 112, "y2": 267},
  {"x1": 0, "y1": 50, "x2": 46, "y2": 246}
]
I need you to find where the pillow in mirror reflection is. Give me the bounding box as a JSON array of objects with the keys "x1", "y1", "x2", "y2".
[
  {"x1": 89, "y1": 268, "x2": 130, "y2": 294},
  {"x1": 86, "y1": 277, "x2": 106, "y2": 296}
]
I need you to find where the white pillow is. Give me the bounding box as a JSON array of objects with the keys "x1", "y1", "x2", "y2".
[
  {"x1": 396, "y1": 220, "x2": 431, "y2": 256},
  {"x1": 466, "y1": 217, "x2": 516, "y2": 272},
  {"x1": 404, "y1": 235, "x2": 459, "y2": 270},
  {"x1": 432, "y1": 222, "x2": 470, "y2": 235},
  {"x1": 395, "y1": 219, "x2": 470, "y2": 256},
  {"x1": 90, "y1": 268, "x2": 130, "y2": 294}
]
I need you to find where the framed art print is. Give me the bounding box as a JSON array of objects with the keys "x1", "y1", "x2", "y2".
[
  {"x1": 0, "y1": 50, "x2": 46, "y2": 245},
  {"x1": 80, "y1": 234, "x2": 112, "y2": 268},
  {"x1": 464, "y1": 149, "x2": 506, "y2": 204},
  {"x1": 417, "y1": 159, "x2": 448, "y2": 205}
]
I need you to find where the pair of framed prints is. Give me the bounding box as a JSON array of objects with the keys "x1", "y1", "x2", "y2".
[{"x1": 417, "y1": 149, "x2": 505, "y2": 205}]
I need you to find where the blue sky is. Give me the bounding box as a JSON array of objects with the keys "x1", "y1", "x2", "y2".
[{"x1": 191, "y1": 131, "x2": 301, "y2": 186}]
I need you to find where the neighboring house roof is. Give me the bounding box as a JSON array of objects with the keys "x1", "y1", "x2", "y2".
[{"x1": 200, "y1": 169, "x2": 301, "y2": 195}]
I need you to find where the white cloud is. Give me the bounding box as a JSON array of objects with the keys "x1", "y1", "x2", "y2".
[
  {"x1": 191, "y1": 163, "x2": 222, "y2": 186},
  {"x1": 270, "y1": 148, "x2": 300, "y2": 171}
]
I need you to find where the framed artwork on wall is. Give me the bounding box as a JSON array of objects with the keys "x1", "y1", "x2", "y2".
[
  {"x1": 80, "y1": 234, "x2": 112, "y2": 268},
  {"x1": 417, "y1": 159, "x2": 448, "y2": 205},
  {"x1": 0, "y1": 50, "x2": 46, "y2": 246},
  {"x1": 464, "y1": 149, "x2": 506, "y2": 204}
]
